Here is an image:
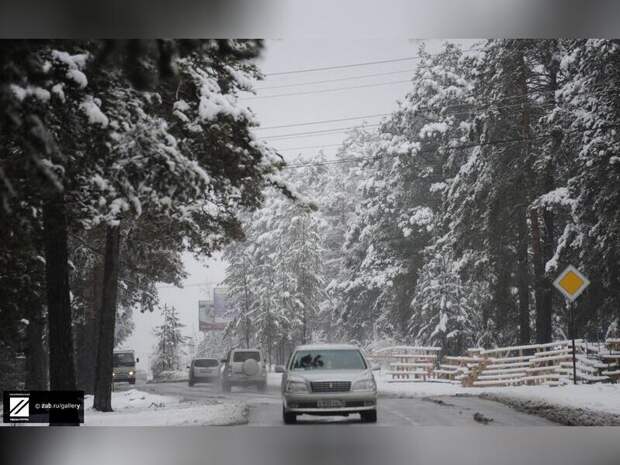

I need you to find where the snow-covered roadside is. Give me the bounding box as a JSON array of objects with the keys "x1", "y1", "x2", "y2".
[
  {"x1": 479, "y1": 385, "x2": 620, "y2": 426},
  {"x1": 378, "y1": 379, "x2": 481, "y2": 398},
  {"x1": 84, "y1": 389, "x2": 248, "y2": 426},
  {"x1": 150, "y1": 369, "x2": 189, "y2": 383},
  {"x1": 375, "y1": 374, "x2": 620, "y2": 426}
]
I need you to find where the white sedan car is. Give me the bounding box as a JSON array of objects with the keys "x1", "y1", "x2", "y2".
[{"x1": 280, "y1": 344, "x2": 378, "y2": 424}]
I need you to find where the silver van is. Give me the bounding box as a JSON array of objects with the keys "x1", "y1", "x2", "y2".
[{"x1": 188, "y1": 358, "x2": 221, "y2": 386}]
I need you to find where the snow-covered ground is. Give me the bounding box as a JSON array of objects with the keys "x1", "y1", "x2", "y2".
[
  {"x1": 83, "y1": 389, "x2": 247, "y2": 426},
  {"x1": 481, "y1": 384, "x2": 620, "y2": 415},
  {"x1": 375, "y1": 371, "x2": 620, "y2": 424},
  {"x1": 151, "y1": 369, "x2": 188, "y2": 383},
  {"x1": 377, "y1": 376, "x2": 480, "y2": 398},
  {"x1": 375, "y1": 374, "x2": 620, "y2": 415}
]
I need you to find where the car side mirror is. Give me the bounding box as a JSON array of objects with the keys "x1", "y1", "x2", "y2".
[
  {"x1": 371, "y1": 363, "x2": 381, "y2": 371},
  {"x1": 274, "y1": 365, "x2": 285, "y2": 373},
  {"x1": 220, "y1": 359, "x2": 227, "y2": 364},
  {"x1": 136, "y1": 358, "x2": 139, "y2": 363},
  {"x1": 186, "y1": 365, "x2": 190, "y2": 369}
]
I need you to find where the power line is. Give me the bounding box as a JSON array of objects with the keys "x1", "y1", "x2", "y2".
[
  {"x1": 278, "y1": 143, "x2": 343, "y2": 152},
  {"x1": 265, "y1": 123, "x2": 381, "y2": 141},
  {"x1": 262, "y1": 100, "x2": 559, "y2": 142},
  {"x1": 255, "y1": 68, "x2": 419, "y2": 90},
  {"x1": 281, "y1": 123, "x2": 620, "y2": 168},
  {"x1": 254, "y1": 113, "x2": 390, "y2": 131},
  {"x1": 263, "y1": 46, "x2": 482, "y2": 76},
  {"x1": 244, "y1": 79, "x2": 411, "y2": 100},
  {"x1": 254, "y1": 87, "x2": 615, "y2": 137}
]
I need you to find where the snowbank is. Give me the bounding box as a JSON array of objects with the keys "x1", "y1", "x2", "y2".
[
  {"x1": 84, "y1": 389, "x2": 247, "y2": 426},
  {"x1": 479, "y1": 384, "x2": 620, "y2": 425},
  {"x1": 151, "y1": 370, "x2": 188, "y2": 383},
  {"x1": 376, "y1": 375, "x2": 620, "y2": 425},
  {"x1": 480, "y1": 384, "x2": 620, "y2": 415},
  {"x1": 378, "y1": 380, "x2": 481, "y2": 398}
]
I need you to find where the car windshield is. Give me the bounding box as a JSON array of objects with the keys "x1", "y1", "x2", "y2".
[
  {"x1": 290, "y1": 350, "x2": 367, "y2": 370},
  {"x1": 113, "y1": 353, "x2": 134, "y2": 367},
  {"x1": 194, "y1": 359, "x2": 218, "y2": 367},
  {"x1": 233, "y1": 351, "x2": 260, "y2": 362}
]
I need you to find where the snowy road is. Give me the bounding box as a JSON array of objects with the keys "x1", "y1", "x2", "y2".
[{"x1": 127, "y1": 381, "x2": 557, "y2": 426}]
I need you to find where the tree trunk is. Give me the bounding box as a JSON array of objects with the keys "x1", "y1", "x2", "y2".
[
  {"x1": 530, "y1": 208, "x2": 549, "y2": 343},
  {"x1": 76, "y1": 260, "x2": 103, "y2": 394},
  {"x1": 42, "y1": 192, "x2": 77, "y2": 393},
  {"x1": 539, "y1": 198, "x2": 554, "y2": 342},
  {"x1": 537, "y1": 42, "x2": 559, "y2": 344},
  {"x1": 93, "y1": 225, "x2": 121, "y2": 412},
  {"x1": 516, "y1": 49, "x2": 531, "y2": 345},
  {"x1": 517, "y1": 208, "x2": 530, "y2": 345},
  {"x1": 25, "y1": 305, "x2": 48, "y2": 390}
]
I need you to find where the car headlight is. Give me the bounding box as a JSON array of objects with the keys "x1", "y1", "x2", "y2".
[
  {"x1": 352, "y1": 378, "x2": 376, "y2": 391},
  {"x1": 286, "y1": 380, "x2": 308, "y2": 393},
  {"x1": 129, "y1": 371, "x2": 134, "y2": 376}
]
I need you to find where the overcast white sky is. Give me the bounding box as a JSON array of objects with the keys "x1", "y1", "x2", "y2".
[{"x1": 125, "y1": 38, "x2": 477, "y2": 371}]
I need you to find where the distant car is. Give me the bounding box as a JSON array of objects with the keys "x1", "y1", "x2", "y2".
[
  {"x1": 113, "y1": 350, "x2": 139, "y2": 384},
  {"x1": 280, "y1": 343, "x2": 378, "y2": 424},
  {"x1": 220, "y1": 348, "x2": 267, "y2": 392},
  {"x1": 188, "y1": 358, "x2": 221, "y2": 386}
]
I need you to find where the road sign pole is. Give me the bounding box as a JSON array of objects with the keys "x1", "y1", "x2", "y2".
[
  {"x1": 553, "y1": 265, "x2": 590, "y2": 386},
  {"x1": 570, "y1": 300, "x2": 577, "y2": 385}
]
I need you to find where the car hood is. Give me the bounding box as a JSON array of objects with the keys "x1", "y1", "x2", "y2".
[{"x1": 287, "y1": 369, "x2": 372, "y2": 382}]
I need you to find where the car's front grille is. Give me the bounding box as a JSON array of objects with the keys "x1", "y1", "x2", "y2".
[{"x1": 310, "y1": 381, "x2": 351, "y2": 392}]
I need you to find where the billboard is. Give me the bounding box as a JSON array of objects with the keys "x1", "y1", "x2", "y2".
[
  {"x1": 213, "y1": 287, "x2": 230, "y2": 318},
  {"x1": 199, "y1": 288, "x2": 230, "y2": 332}
]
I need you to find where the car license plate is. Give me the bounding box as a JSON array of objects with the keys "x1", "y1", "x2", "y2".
[{"x1": 317, "y1": 400, "x2": 344, "y2": 408}]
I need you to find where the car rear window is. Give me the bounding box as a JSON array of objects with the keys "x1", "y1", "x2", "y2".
[
  {"x1": 290, "y1": 350, "x2": 367, "y2": 370},
  {"x1": 233, "y1": 351, "x2": 260, "y2": 362},
  {"x1": 194, "y1": 359, "x2": 219, "y2": 367}
]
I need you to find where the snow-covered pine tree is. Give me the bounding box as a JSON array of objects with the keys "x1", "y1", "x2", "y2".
[
  {"x1": 335, "y1": 43, "x2": 474, "y2": 344},
  {"x1": 151, "y1": 305, "x2": 187, "y2": 377},
  {"x1": 547, "y1": 39, "x2": 620, "y2": 340},
  {"x1": 409, "y1": 248, "x2": 483, "y2": 355},
  {"x1": 223, "y1": 157, "x2": 326, "y2": 359},
  {"x1": 196, "y1": 330, "x2": 232, "y2": 359}
]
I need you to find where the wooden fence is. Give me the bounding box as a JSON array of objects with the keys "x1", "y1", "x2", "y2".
[{"x1": 366, "y1": 339, "x2": 620, "y2": 387}]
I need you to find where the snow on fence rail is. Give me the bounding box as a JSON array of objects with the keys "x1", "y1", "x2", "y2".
[{"x1": 367, "y1": 339, "x2": 620, "y2": 387}]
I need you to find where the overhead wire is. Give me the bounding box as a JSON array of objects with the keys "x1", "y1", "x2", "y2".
[
  {"x1": 256, "y1": 87, "x2": 615, "y2": 141},
  {"x1": 255, "y1": 68, "x2": 419, "y2": 90},
  {"x1": 263, "y1": 100, "x2": 560, "y2": 143},
  {"x1": 262, "y1": 46, "x2": 483, "y2": 76},
  {"x1": 254, "y1": 113, "x2": 390, "y2": 131},
  {"x1": 264, "y1": 124, "x2": 382, "y2": 141},
  {"x1": 244, "y1": 79, "x2": 412, "y2": 100},
  {"x1": 280, "y1": 123, "x2": 620, "y2": 168}
]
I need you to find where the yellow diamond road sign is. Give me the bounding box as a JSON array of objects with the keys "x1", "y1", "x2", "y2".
[{"x1": 553, "y1": 265, "x2": 590, "y2": 301}]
